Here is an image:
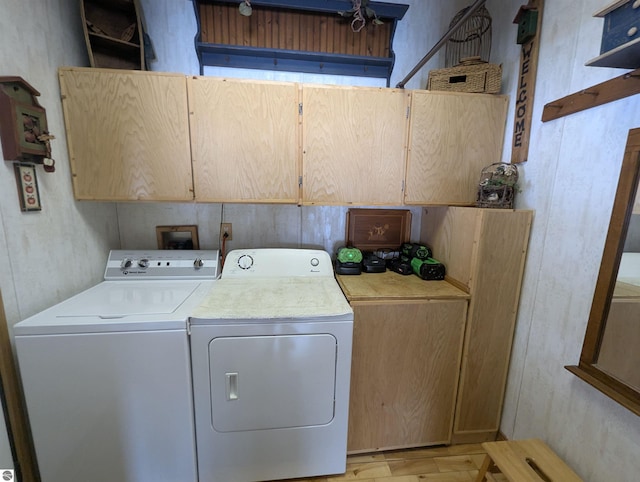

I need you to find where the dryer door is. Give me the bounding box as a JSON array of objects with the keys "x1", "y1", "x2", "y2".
[{"x1": 209, "y1": 334, "x2": 337, "y2": 432}]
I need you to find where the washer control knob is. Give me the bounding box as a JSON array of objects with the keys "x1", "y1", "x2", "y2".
[
  {"x1": 310, "y1": 257, "x2": 320, "y2": 267},
  {"x1": 121, "y1": 258, "x2": 133, "y2": 270},
  {"x1": 194, "y1": 258, "x2": 204, "y2": 269},
  {"x1": 138, "y1": 258, "x2": 149, "y2": 269},
  {"x1": 238, "y1": 254, "x2": 254, "y2": 270}
]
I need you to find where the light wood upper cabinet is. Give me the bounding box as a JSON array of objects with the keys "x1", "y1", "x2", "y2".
[
  {"x1": 59, "y1": 67, "x2": 193, "y2": 201},
  {"x1": 405, "y1": 91, "x2": 508, "y2": 205},
  {"x1": 301, "y1": 85, "x2": 410, "y2": 205},
  {"x1": 188, "y1": 77, "x2": 300, "y2": 203}
]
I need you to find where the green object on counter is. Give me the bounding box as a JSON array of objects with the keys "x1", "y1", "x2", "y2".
[
  {"x1": 411, "y1": 257, "x2": 445, "y2": 280},
  {"x1": 337, "y1": 247, "x2": 362, "y2": 264}
]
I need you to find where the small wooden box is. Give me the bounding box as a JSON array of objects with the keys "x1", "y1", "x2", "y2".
[
  {"x1": 427, "y1": 60, "x2": 501, "y2": 94},
  {"x1": 0, "y1": 77, "x2": 49, "y2": 161},
  {"x1": 598, "y1": 0, "x2": 640, "y2": 54},
  {"x1": 587, "y1": 0, "x2": 640, "y2": 68},
  {"x1": 346, "y1": 208, "x2": 411, "y2": 251}
]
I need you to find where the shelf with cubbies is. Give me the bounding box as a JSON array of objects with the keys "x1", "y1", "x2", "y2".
[{"x1": 80, "y1": 0, "x2": 145, "y2": 70}]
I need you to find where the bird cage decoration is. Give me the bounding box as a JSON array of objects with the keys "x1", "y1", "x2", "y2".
[
  {"x1": 476, "y1": 163, "x2": 519, "y2": 209},
  {"x1": 445, "y1": 5, "x2": 492, "y2": 67}
]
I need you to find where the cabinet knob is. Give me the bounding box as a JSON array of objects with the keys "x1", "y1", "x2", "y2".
[
  {"x1": 628, "y1": 27, "x2": 638, "y2": 37},
  {"x1": 633, "y1": 0, "x2": 640, "y2": 9}
]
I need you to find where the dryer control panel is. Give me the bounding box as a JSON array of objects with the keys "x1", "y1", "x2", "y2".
[
  {"x1": 222, "y1": 249, "x2": 333, "y2": 278},
  {"x1": 105, "y1": 250, "x2": 220, "y2": 280}
]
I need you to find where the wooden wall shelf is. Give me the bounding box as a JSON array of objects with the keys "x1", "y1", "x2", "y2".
[
  {"x1": 542, "y1": 68, "x2": 640, "y2": 122},
  {"x1": 81, "y1": 0, "x2": 145, "y2": 70},
  {"x1": 192, "y1": 0, "x2": 408, "y2": 85}
]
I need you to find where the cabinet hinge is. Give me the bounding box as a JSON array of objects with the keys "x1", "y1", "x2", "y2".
[
  {"x1": 298, "y1": 176, "x2": 303, "y2": 187},
  {"x1": 406, "y1": 106, "x2": 410, "y2": 119},
  {"x1": 299, "y1": 103, "x2": 303, "y2": 115},
  {"x1": 401, "y1": 179, "x2": 405, "y2": 192}
]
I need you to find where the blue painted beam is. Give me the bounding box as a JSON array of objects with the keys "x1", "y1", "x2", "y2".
[{"x1": 197, "y1": 43, "x2": 393, "y2": 78}]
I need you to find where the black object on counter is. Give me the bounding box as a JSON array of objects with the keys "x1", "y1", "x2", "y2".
[
  {"x1": 335, "y1": 260, "x2": 362, "y2": 275},
  {"x1": 361, "y1": 252, "x2": 386, "y2": 273},
  {"x1": 387, "y1": 255, "x2": 413, "y2": 275},
  {"x1": 401, "y1": 243, "x2": 433, "y2": 260}
]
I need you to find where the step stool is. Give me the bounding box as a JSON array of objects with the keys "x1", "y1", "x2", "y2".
[{"x1": 475, "y1": 439, "x2": 583, "y2": 482}]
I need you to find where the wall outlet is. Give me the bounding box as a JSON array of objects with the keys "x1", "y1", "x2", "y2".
[{"x1": 220, "y1": 223, "x2": 232, "y2": 240}]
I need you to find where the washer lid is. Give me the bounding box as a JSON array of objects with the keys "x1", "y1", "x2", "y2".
[
  {"x1": 57, "y1": 281, "x2": 200, "y2": 317},
  {"x1": 14, "y1": 281, "x2": 215, "y2": 335},
  {"x1": 191, "y1": 278, "x2": 353, "y2": 322}
]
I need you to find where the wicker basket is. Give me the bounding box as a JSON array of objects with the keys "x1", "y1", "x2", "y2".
[
  {"x1": 476, "y1": 163, "x2": 518, "y2": 209},
  {"x1": 428, "y1": 57, "x2": 501, "y2": 94}
]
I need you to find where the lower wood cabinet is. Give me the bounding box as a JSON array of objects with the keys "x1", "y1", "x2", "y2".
[
  {"x1": 421, "y1": 207, "x2": 533, "y2": 443},
  {"x1": 337, "y1": 273, "x2": 470, "y2": 453},
  {"x1": 338, "y1": 208, "x2": 532, "y2": 451},
  {"x1": 347, "y1": 300, "x2": 467, "y2": 452}
]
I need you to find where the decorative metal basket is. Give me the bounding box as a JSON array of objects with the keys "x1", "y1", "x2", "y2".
[{"x1": 476, "y1": 162, "x2": 519, "y2": 209}]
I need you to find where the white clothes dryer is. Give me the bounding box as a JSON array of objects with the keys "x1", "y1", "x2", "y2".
[
  {"x1": 190, "y1": 248, "x2": 353, "y2": 482},
  {"x1": 14, "y1": 250, "x2": 220, "y2": 482}
]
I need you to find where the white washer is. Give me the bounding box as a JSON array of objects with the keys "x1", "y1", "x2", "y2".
[
  {"x1": 190, "y1": 248, "x2": 353, "y2": 482},
  {"x1": 14, "y1": 250, "x2": 220, "y2": 482}
]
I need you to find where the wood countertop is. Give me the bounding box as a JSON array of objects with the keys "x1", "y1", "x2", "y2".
[
  {"x1": 336, "y1": 271, "x2": 470, "y2": 302},
  {"x1": 613, "y1": 280, "x2": 640, "y2": 299}
]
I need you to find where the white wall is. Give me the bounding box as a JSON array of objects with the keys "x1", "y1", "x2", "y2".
[
  {"x1": 488, "y1": 0, "x2": 640, "y2": 480},
  {"x1": 0, "y1": 0, "x2": 121, "y2": 470},
  {"x1": 0, "y1": 0, "x2": 120, "y2": 325}
]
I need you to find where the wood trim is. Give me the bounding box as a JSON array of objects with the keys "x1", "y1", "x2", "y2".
[
  {"x1": 581, "y1": 130, "x2": 640, "y2": 363},
  {"x1": 566, "y1": 128, "x2": 640, "y2": 418},
  {"x1": 450, "y1": 430, "x2": 498, "y2": 445},
  {"x1": 0, "y1": 290, "x2": 39, "y2": 481},
  {"x1": 542, "y1": 68, "x2": 640, "y2": 122},
  {"x1": 511, "y1": 0, "x2": 544, "y2": 164},
  {"x1": 565, "y1": 365, "x2": 640, "y2": 417},
  {"x1": 593, "y1": 0, "x2": 631, "y2": 18}
]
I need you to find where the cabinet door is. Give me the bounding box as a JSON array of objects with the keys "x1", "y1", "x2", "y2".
[
  {"x1": 188, "y1": 77, "x2": 300, "y2": 203},
  {"x1": 59, "y1": 68, "x2": 193, "y2": 201},
  {"x1": 347, "y1": 300, "x2": 467, "y2": 452},
  {"x1": 421, "y1": 207, "x2": 533, "y2": 444},
  {"x1": 405, "y1": 91, "x2": 508, "y2": 205},
  {"x1": 302, "y1": 85, "x2": 410, "y2": 205}
]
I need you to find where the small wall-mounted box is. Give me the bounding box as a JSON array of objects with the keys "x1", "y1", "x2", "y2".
[
  {"x1": 587, "y1": 0, "x2": 640, "y2": 68},
  {"x1": 0, "y1": 77, "x2": 50, "y2": 161}
]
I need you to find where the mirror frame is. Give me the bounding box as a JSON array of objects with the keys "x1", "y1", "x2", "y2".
[{"x1": 566, "y1": 128, "x2": 640, "y2": 416}]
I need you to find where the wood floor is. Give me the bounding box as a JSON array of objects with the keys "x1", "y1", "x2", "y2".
[{"x1": 275, "y1": 443, "x2": 494, "y2": 482}]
